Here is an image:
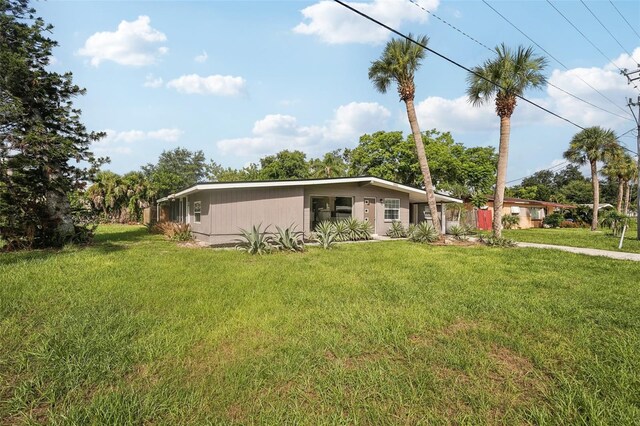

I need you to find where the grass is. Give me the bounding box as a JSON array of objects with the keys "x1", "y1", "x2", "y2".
[
  {"x1": 1, "y1": 225, "x2": 639, "y2": 424},
  {"x1": 503, "y1": 222, "x2": 640, "y2": 254}
]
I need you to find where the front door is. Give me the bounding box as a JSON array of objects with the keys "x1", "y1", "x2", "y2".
[{"x1": 364, "y1": 197, "x2": 376, "y2": 233}]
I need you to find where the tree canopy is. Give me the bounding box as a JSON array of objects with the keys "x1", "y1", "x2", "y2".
[{"x1": 0, "y1": 0, "x2": 105, "y2": 249}]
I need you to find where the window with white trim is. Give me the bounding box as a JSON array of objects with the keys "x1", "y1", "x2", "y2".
[
  {"x1": 530, "y1": 207, "x2": 543, "y2": 220},
  {"x1": 194, "y1": 201, "x2": 201, "y2": 223},
  {"x1": 384, "y1": 198, "x2": 400, "y2": 220}
]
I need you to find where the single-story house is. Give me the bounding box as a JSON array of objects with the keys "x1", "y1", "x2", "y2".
[
  {"x1": 157, "y1": 176, "x2": 462, "y2": 245},
  {"x1": 467, "y1": 196, "x2": 575, "y2": 230}
]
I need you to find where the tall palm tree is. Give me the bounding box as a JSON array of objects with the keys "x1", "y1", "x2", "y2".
[
  {"x1": 369, "y1": 35, "x2": 441, "y2": 235},
  {"x1": 467, "y1": 44, "x2": 547, "y2": 237},
  {"x1": 621, "y1": 155, "x2": 638, "y2": 215},
  {"x1": 563, "y1": 127, "x2": 620, "y2": 230},
  {"x1": 602, "y1": 150, "x2": 633, "y2": 212}
]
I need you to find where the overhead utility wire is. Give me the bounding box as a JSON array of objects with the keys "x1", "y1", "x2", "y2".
[
  {"x1": 482, "y1": 0, "x2": 633, "y2": 119},
  {"x1": 609, "y1": 0, "x2": 640, "y2": 41},
  {"x1": 580, "y1": 0, "x2": 635, "y2": 61},
  {"x1": 410, "y1": 0, "x2": 633, "y2": 122},
  {"x1": 407, "y1": 0, "x2": 492, "y2": 51},
  {"x1": 546, "y1": 0, "x2": 629, "y2": 76},
  {"x1": 332, "y1": 0, "x2": 586, "y2": 130},
  {"x1": 332, "y1": 0, "x2": 639, "y2": 158}
]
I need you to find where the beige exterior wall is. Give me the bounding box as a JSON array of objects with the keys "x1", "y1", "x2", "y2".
[
  {"x1": 187, "y1": 187, "x2": 304, "y2": 245},
  {"x1": 485, "y1": 201, "x2": 546, "y2": 229},
  {"x1": 303, "y1": 183, "x2": 410, "y2": 236}
]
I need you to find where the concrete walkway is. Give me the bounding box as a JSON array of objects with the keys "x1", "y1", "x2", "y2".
[{"x1": 516, "y1": 242, "x2": 640, "y2": 262}]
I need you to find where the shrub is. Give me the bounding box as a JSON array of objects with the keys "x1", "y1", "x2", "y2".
[
  {"x1": 599, "y1": 210, "x2": 629, "y2": 236},
  {"x1": 501, "y1": 214, "x2": 520, "y2": 229},
  {"x1": 313, "y1": 221, "x2": 337, "y2": 250},
  {"x1": 273, "y1": 225, "x2": 304, "y2": 252},
  {"x1": 409, "y1": 222, "x2": 439, "y2": 244},
  {"x1": 153, "y1": 222, "x2": 192, "y2": 241},
  {"x1": 543, "y1": 212, "x2": 564, "y2": 228},
  {"x1": 344, "y1": 217, "x2": 372, "y2": 241},
  {"x1": 559, "y1": 220, "x2": 579, "y2": 228},
  {"x1": 332, "y1": 219, "x2": 350, "y2": 242},
  {"x1": 386, "y1": 221, "x2": 407, "y2": 238},
  {"x1": 236, "y1": 224, "x2": 272, "y2": 255},
  {"x1": 448, "y1": 225, "x2": 468, "y2": 241},
  {"x1": 478, "y1": 233, "x2": 517, "y2": 247}
]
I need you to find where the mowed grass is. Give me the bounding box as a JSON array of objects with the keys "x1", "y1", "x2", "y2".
[
  {"x1": 1, "y1": 225, "x2": 639, "y2": 424},
  {"x1": 503, "y1": 222, "x2": 640, "y2": 254}
]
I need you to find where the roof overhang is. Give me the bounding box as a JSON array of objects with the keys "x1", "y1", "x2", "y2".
[{"x1": 157, "y1": 177, "x2": 462, "y2": 204}]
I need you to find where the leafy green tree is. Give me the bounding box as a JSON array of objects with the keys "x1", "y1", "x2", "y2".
[
  {"x1": 143, "y1": 148, "x2": 207, "y2": 198},
  {"x1": 346, "y1": 131, "x2": 419, "y2": 185},
  {"x1": 309, "y1": 150, "x2": 347, "y2": 178},
  {"x1": 259, "y1": 150, "x2": 309, "y2": 180},
  {"x1": 369, "y1": 34, "x2": 441, "y2": 235},
  {"x1": 0, "y1": 0, "x2": 106, "y2": 249},
  {"x1": 207, "y1": 161, "x2": 260, "y2": 182},
  {"x1": 553, "y1": 164, "x2": 586, "y2": 188},
  {"x1": 563, "y1": 127, "x2": 620, "y2": 230},
  {"x1": 602, "y1": 151, "x2": 635, "y2": 212},
  {"x1": 467, "y1": 44, "x2": 547, "y2": 237}
]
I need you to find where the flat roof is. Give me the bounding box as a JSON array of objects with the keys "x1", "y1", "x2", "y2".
[{"x1": 157, "y1": 176, "x2": 462, "y2": 204}]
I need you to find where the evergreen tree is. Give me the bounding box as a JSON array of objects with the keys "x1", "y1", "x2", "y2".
[{"x1": 0, "y1": 0, "x2": 106, "y2": 249}]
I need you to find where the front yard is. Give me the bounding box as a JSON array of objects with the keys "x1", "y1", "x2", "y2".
[
  {"x1": 1, "y1": 225, "x2": 639, "y2": 424},
  {"x1": 503, "y1": 223, "x2": 640, "y2": 253}
]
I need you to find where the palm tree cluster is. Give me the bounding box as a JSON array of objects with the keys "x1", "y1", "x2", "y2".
[
  {"x1": 369, "y1": 35, "x2": 635, "y2": 236},
  {"x1": 85, "y1": 171, "x2": 154, "y2": 223}
]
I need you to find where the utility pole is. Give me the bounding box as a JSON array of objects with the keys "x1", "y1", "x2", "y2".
[{"x1": 621, "y1": 67, "x2": 640, "y2": 240}]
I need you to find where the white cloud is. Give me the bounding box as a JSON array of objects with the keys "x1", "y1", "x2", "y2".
[
  {"x1": 143, "y1": 74, "x2": 163, "y2": 88},
  {"x1": 414, "y1": 47, "x2": 639, "y2": 134},
  {"x1": 78, "y1": 16, "x2": 168, "y2": 67},
  {"x1": 606, "y1": 47, "x2": 640, "y2": 72},
  {"x1": 216, "y1": 102, "x2": 390, "y2": 157},
  {"x1": 93, "y1": 128, "x2": 182, "y2": 155},
  {"x1": 194, "y1": 50, "x2": 208, "y2": 63},
  {"x1": 293, "y1": 0, "x2": 439, "y2": 44},
  {"x1": 166, "y1": 74, "x2": 246, "y2": 96},
  {"x1": 48, "y1": 56, "x2": 59, "y2": 66}
]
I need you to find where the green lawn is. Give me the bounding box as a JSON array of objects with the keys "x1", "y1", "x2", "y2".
[
  {"x1": 503, "y1": 223, "x2": 640, "y2": 254},
  {"x1": 1, "y1": 225, "x2": 639, "y2": 424}
]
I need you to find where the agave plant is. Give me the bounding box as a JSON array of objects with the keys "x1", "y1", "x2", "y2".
[
  {"x1": 272, "y1": 224, "x2": 304, "y2": 252},
  {"x1": 448, "y1": 225, "x2": 468, "y2": 241},
  {"x1": 235, "y1": 224, "x2": 272, "y2": 255},
  {"x1": 313, "y1": 221, "x2": 337, "y2": 249},
  {"x1": 386, "y1": 221, "x2": 407, "y2": 238},
  {"x1": 409, "y1": 222, "x2": 439, "y2": 244},
  {"x1": 358, "y1": 220, "x2": 373, "y2": 240},
  {"x1": 332, "y1": 219, "x2": 350, "y2": 242}
]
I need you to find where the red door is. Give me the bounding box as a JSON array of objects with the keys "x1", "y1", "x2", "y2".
[{"x1": 477, "y1": 209, "x2": 492, "y2": 230}]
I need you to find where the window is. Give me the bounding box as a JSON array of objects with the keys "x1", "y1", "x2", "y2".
[
  {"x1": 384, "y1": 198, "x2": 400, "y2": 220},
  {"x1": 530, "y1": 207, "x2": 543, "y2": 220},
  {"x1": 194, "y1": 201, "x2": 201, "y2": 223}
]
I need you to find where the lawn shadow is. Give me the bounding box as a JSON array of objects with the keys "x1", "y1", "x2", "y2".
[{"x1": 93, "y1": 225, "x2": 149, "y2": 244}]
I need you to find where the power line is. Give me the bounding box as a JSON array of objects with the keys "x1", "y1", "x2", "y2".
[
  {"x1": 546, "y1": 0, "x2": 629, "y2": 76},
  {"x1": 332, "y1": 0, "x2": 640, "y2": 159},
  {"x1": 505, "y1": 161, "x2": 571, "y2": 185},
  {"x1": 482, "y1": 0, "x2": 634, "y2": 119},
  {"x1": 407, "y1": 0, "x2": 492, "y2": 51},
  {"x1": 609, "y1": 0, "x2": 640, "y2": 41},
  {"x1": 333, "y1": 0, "x2": 588, "y2": 131},
  {"x1": 580, "y1": 0, "x2": 635, "y2": 61},
  {"x1": 410, "y1": 0, "x2": 635, "y2": 122}
]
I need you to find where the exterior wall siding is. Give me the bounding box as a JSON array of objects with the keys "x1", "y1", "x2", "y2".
[
  {"x1": 303, "y1": 183, "x2": 410, "y2": 236},
  {"x1": 187, "y1": 187, "x2": 304, "y2": 244}
]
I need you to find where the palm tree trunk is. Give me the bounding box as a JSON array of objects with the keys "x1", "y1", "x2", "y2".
[
  {"x1": 404, "y1": 98, "x2": 441, "y2": 235},
  {"x1": 590, "y1": 160, "x2": 599, "y2": 231},
  {"x1": 492, "y1": 115, "x2": 511, "y2": 238},
  {"x1": 616, "y1": 177, "x2": 623, "y2": 212},
  {"x1": 623, "y1": 180, "x2": 630, "y2": 214}
]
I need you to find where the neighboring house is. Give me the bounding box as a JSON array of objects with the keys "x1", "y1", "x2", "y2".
[
  {"x1": 157, "y1": 176, "x2": 462, "y2": 245},
  {"x1": 467, "y1": 196, "x2": 574, "y2": 230},
  {"x1": 579, "y1": 203, "x2": 614, "y2": 211}
]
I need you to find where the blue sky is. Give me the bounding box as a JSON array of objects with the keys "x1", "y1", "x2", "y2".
[{"x1": 39, "y1": 0, "x2": 640, "y2": 183}]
